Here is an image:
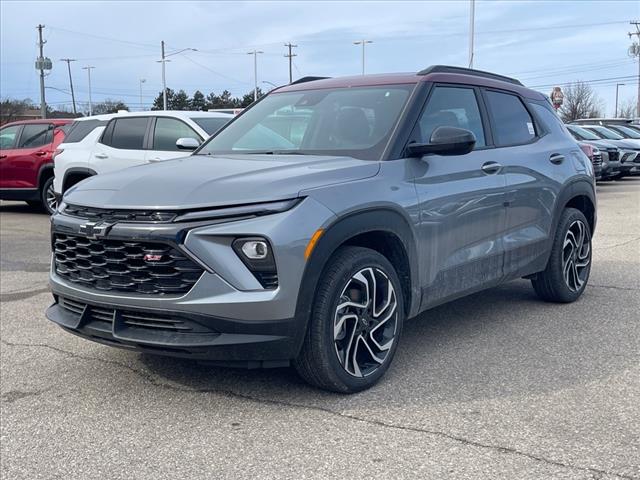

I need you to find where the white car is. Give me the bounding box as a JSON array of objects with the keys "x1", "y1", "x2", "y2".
[{"x1": 53, "y1": 110, "x2": 232, "y2": 197}]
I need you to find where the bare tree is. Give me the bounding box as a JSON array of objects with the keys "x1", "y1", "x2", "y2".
[
  {"x1": 617, "y1": 98, "x2": 637, "y2": 119},
  {"x1": 0, "y1": 98, "x2": 35, "y2": 123},
  {"x1": 558, "y1": 81, "x2": 604, "y2": 122}
]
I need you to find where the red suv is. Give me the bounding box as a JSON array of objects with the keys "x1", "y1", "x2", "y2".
[{"x1": 0, "y1": 119, "x2": 72, "y2": 213}]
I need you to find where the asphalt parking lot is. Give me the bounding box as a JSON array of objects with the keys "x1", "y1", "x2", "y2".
[{"x1": 1, "y1": 179, "x2": 639, "y2": 480}]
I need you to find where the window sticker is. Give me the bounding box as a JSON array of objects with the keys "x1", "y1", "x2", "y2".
[{"x1": 527, "y1": 122, "x2": 535, "y2": 135}]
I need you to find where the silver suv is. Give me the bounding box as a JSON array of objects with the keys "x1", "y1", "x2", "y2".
[{"x1": 47, "y1": 66, "x2": 596, "y2": 392}]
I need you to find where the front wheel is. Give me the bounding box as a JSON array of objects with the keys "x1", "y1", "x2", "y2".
[
  {"x1": 532, "y1": 208, "x2": 592, "y2": 303},
  {"x1": 294, "y1": 246, "x2": 405, "y2": 393}
]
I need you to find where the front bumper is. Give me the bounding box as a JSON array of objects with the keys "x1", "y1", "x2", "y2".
[
  {"x1": 47, "y1": 197, "x2": 337, "y2": 363},
  {"x1": 46, "y1": 294, "x2": 297, "y2": 365}
]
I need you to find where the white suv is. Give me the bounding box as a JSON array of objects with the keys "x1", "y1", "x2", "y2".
[{"x1": 53, "y1": 110, "x2": 232, "y2": 197}]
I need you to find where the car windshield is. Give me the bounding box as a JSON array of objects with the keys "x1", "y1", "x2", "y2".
[
  {"x1": 588, "y1": 126, "x2": 624, "y2": 140},
  {"x1": 568, "y1": 125, "x2": 600, "y2": 141},
  {"x1": 190, "y1": 117, "x2": 232, "y2": 135},
  {"x1": 197, "y1": 84, "x2": 415, "y2": 160},
  {"x1": 609, "y1": 125, "x2": 640, "y2": 139}
]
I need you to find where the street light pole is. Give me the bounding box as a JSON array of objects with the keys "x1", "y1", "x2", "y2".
[
  {"x1": 468, "y1": 0, "x2": 475, "y2": 68},
  {"x1": 247, "y1": 50, "x2": 264, "y2": 102},
  {"x1": 615, "y1": 83, "x2": 625, "y2": 117},
  {"x1": 82, "y1": 66, "x2": 95, "y2": 116},
  {"x1": 158, "y1": 42, "x2": 197, "y2": 110},
  {"x1": 353, "y1": 39, "x2": 373, "y2": 75},
  {"x1": 139, "y1": 78, "x2": 146, "y2": 111},
  {"x1": 60, "y1": 58, "x2": 77, "y2": 115}
]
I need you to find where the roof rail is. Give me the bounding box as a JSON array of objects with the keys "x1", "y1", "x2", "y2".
[
  {"x1": 290, "y1": 76, "x2": 331, "y2": 85},
  {"x1": 418, "y1": 65, "x2": 523, "y2": 86}
]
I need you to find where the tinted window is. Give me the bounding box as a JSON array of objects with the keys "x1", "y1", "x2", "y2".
[
  {"x1": 567, "y1": 125, "x2": 600, "y2": 141},
  {"x1": 418, "y1": 86, "x2": 485, "y2": 147},
  {"x1": 0, "y1": 125, "x2": 21, "y2": 149},
  {"x1": 107, "y1": 117, "x2": 148, "y2": 149},
  {"x1": 18, "y1": 124, "x2": 53, "y2": 148},
  {"x1": 586, "y1": 126, "x2": 623, "y2": 140},
  {"x1": 199, "y1": 85, "x2": 413, "y2": 160},
  {"x1": 65, "y1": 120, "x2": 107, "y2": 143},
  {"x1": 529, "y1": 103, "x2": 570, "y2": 137},
  {"x1": 152, "y1": 117, "x2": 200, "y2": 151},
  {"x1": 191, "y1": 117, "x2": 231, "y2": 135},
  {"x1": 608, "y1": 125, "x2": 640, "y2": 139},
  {"x1": 485, "y1": 91, "x2": 536, "y2": 146}
]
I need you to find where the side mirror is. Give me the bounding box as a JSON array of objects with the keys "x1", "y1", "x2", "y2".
[
  {"x1": 406, "y1": 126, "x2": 476, "y2": 157},
  {"x1": 176, "y1": 137, "x2": 200, "y2": 150}
]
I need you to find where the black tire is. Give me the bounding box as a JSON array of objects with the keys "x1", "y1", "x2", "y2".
[
  {"x1": 40, "y1": 176, "x2": 57, "y2": 215},
  {"x1": 294, "y1": 246, "x2": 405, "y2": 393},
  {"x1": 532, "y1": 208, "x2": 592, "y2": 303}
]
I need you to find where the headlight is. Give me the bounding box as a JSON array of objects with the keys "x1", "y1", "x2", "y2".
[
  {"x1": 174, "y1": 198, "x2": 301, "y2": 223},
  {"x1": 232, "y1": 237, "x2": 278, "y2": 289}
]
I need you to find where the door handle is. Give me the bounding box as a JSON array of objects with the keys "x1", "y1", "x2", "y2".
[
  {"x1": 35, "y1": 151, "x2": 47, "y2": 156},
  {"x1": 94, "y1": 153, "x2": 108, "y2": 159},
  {"x1": 549, "y1": 153, "x2": 565, "y2": 164},
  {"x1": 148, "y1": 157, "x2": 162, "y2": 163},
  {"x1": 481, "y1": 161, "x2": 502, "y2": 174},
  {"x1": 0, "y1": 154, "x2": 6, "y2": 159}
]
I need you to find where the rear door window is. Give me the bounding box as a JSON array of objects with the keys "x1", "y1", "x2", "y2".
[
  {"x1": 18, "y1": 124, "x2": 53, "y2": 148},
  {"x1": 152, "y1": 117, "x2": 201, "y2": 151},
  {"x1": 103, "y1": 117, "x2": 149, "y2": 149},
  {"x1": 485, "y1": 91, "x2": 536, "y2": 146}
]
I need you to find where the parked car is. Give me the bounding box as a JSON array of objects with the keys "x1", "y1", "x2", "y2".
[
  {"x1": 53, "y1": 111, "x2": 232, "y2": 198},
  {"x1": 566, "y1": 125, "x2": 621, "y2": 180},
  {"x1": 570, "y1": 118, "x2": 635, "y2": 126},
  {"x1": 47, "y1": 66, "x2": 596, "y2": 392},
  {"x1": 579, "y1": 125, "x2": 639, "y2": 176},
  {"x1": 0, "y1": 118, "x2": 72, "y2": 213},
  {"x1": 577, "y1": 142, "x2": 603, "y2": 180}
]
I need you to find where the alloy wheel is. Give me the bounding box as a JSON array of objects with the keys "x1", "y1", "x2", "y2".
[
  {"x1": 333, "y1": 267, "x2": 398, "y2": 377},
  {"x1": 562, "y1": 219, "x2": 590, "y2": 292},
  {"x1": 45, "y1": 182, "x2": 57, "y2": 213}
]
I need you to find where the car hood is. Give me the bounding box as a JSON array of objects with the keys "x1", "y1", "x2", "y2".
[{"x1": 64, "y1": 154, "x2": 380, "y2": 210}]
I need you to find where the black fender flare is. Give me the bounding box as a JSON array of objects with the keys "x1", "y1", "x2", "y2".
[
  {"x1": 62, "y1": 167, "x2": 98, "y2": 193},
  {"x1": 291, "y1": 207, "x2": 420, "y2": 355},
  {"x1": 37, "y1": 164, "x2": 54, "y2": 190},
  {"x1": 552, "y1": 178, "x2": 596, "y2": 234}
]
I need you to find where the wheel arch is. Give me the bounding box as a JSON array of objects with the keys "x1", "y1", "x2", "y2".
[
  {"x1": 556, "y1": 179, "x2": 596, "y2": 235},
  {"x1": 62, "y1": 167, "x2": 97, "y2": 194},
  {"x1": 293, "y1": 207, "x2": 420, "y2": 355}
]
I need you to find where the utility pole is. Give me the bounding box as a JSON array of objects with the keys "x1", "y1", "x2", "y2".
[
  {"x1": 353, "y1": 39, "x2": 372, "y2": 75},
  {"x1": 468, "y1": 0, "x2": 475, "y2": 68},
  {"x1": 629, "y1": 21, "x2": 640, "y2": 117},
  {"x1": 82, "y1": 66, "x2": 95, "y2": 116},
  {"x1": 160, "y1": 40, "x2": 168, "y2": 110},
  {"x1": 284, "y1": 42, "x2": 297, "y2": 83},
  {"x1": 139, "y1": 78, "x2": 146, "y2": 111},
  {"x1": 247, "y1": 50, "x2": 264, "y2": 102},
  {"x1": 36, "y1": 24, "x2": 47, "y2": 118},
  {"x1": 60, "y1": 58, "x2": 77, "y2": 115},
  {"x1": 615, "y1": 83, "x2": 625, "y2": 117}
]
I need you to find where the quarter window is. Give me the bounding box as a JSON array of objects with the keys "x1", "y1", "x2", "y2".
[
  {"x1": 418, "y1": 86, "x2": 485, "y2": 148},
  {"x1": 152, "y1": 118, "x2": 200, "y2": 151},
  {"x1": 485, "y1": 91, "x2": 536, "y2": 146},
  {"x1": 106, "y1": 117, "x2": 148, "y2": 149},
  {"x1": 18, "y1": 124, "x2": 53, "y2": 148}
]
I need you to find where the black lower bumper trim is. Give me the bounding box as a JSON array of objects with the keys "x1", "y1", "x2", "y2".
[{"x1": 46, "y1": 295, "x2": 300, "y2": 364}]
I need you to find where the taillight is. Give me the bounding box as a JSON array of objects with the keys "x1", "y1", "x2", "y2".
[
  {"x1": 52, "y1": 148, "x2": 64, "y2": 161},
  {"x1": 578, "y1": 144, "x2": 593, "y2": 160}
]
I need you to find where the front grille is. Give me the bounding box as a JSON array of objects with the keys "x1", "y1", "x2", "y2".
[
  {"x1": 592, "y1": 152, "x2": 603, "y2": 167},
  {"x1": 53, "y1": 233, "x2": 204, "y2": 295},
  {"x1": 62, "y1": 204, "x2": 177, "y2": 223},
  {"x1": 608, "y1": 149, "x2": 619, "y2": 162},
  {"x1": 254, "y1": 272, "x2": 279, "y2": 289},
  {"x1": 58, "y1": 296, "x2": 211, "y2": 334}
]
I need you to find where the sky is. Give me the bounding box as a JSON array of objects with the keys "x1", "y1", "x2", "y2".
[{"x1": 1, "y1": 0, "x2": 638, "y2": 115}]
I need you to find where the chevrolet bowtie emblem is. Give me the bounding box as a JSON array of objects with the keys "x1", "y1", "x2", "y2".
[{"x1": 78, "y1": 221, "x2": 114, "y2": 239}]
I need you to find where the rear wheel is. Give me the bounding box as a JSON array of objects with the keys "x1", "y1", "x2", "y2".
[
  {"x1": 40, "y1": 177, "x2": 57, "y2": 214},
  {"x1": 294, "y1": 246, "x2": 404, "y2": 393},
  {"x1": 532, "y1": 208, "x2": 592, "y2": 303}
]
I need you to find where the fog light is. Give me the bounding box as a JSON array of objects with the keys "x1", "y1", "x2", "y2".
[{"x1": 241, "y1": 240, "x2": 268, "y2": 260}]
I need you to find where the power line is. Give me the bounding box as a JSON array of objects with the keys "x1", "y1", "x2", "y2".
[{"x1": 527, "y1": 75, "x2": 638, "y2": 89}]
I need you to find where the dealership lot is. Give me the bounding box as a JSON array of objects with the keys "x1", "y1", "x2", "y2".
[{"x1": 0, "y1": 179, "x2": 638, "y2": 479}]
